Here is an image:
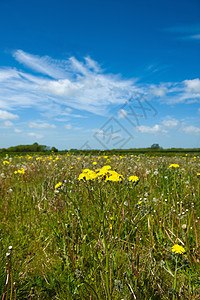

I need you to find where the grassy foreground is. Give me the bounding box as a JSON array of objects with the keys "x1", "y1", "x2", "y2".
[{"x1": 0, "y1": 153, "x2": 200, "y2": 299}]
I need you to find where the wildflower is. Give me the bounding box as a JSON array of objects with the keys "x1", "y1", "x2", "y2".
[
  {"x1": 82, "y1": 169, "x2": 91, "y2": 173},
  {"x1": 105, "y1": 171, "x2": 124, "y2": 182},
  {"x1": 3, "y1": 161, "x2": 10, "y2": 165},
  {"x1": 92, "y1": 162, "x2": 97, "y2": 165},
  {"x1": 169, "y1": 164, "x2": 179, "y2": 168},
  {"x1": 197, "y1": 173, "x2": 200, "y2": 178},
  {"x1": 129, "y1": 175, "x2": 139, "y2": 183},
  {"x1": 55, "y1": 182, "x2": 62, "y2": 189},
  {"x1": 102, "y1": 165, "x2": 111, "y2": 171},
  {"x1": 78, "y1": 170, "x2": 97, "y2": 181},
  {"x1": 171, "y1": 244, "x2": 186, "y2": 254},
  {"x1": 14, "y1": 168, "x2": 25, "y2": 174},
  {"x1": 95, "y1": 168, "x2": 109, "y2": 177}
]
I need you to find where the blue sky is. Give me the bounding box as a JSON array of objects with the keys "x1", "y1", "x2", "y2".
[{"x1": 0, "y1": 0, "x2": 200, "y2": 150}]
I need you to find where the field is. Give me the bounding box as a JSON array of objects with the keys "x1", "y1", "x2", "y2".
[{"x1": 0, "y1": 153, "x2": 200, "y2": 299}]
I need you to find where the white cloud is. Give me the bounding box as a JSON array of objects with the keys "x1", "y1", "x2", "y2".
[
  {"x1": 28, "y1": 122, "x2": 56, "y2": 129},
  {"x1": 190, "y1": 34, "x2": 200, "y2": 40},
  {"x1": 164, "y1": 25, "x2": 200, "y2": 41},
  {"x1": 182, "y1": 125, "x2": 200, "y2": 135},
  {"x1": 0, "y1": 68, "x2": 20, "y2": 82},
  {"x1": 4, "y1": 121, "x2": 13, "y2": 127},
  {"x1": 136, "y1": 124, "x2": 167, "y2": 134},
  {"x1": 65, "y1": 124, "x2": 72, "y2": 130},
  {"x1": 14, "y1": 128, "x2": 22, "y2": 133},
  {"x1": 118, "y1": 109, "x2": 128, "y2": 119},
  {"x1": 0, "y1": 50, "x2": 200, "y2": 120},
  {"x1": 13, "y1": 50, "x2": 69, "y2": 79},
  {"x1": 162, "y1": 118, "x2": 179, "y2": 129},
  {"x1": 0, "y1": 50, "x2": 138, "y2": 116},
  {"x1": 85, "y1": 56, "x2": 102, "y2": 73},
  {"x1": 28, "y1": 132, "x2": 43, "y2": 139},
  {"x1": 151, "y1": 86, "x2": 168, "y2": 97},
  {"x1": 0, "y1": 110, "x2": 19, "y2": 120},
  {"x1": 64, "y1": 124, "x2": 82, "y2": 130},
  {"x1": 184, "y1": 78, "x2": 200, "y2": 93},
  {"x1": 165, "y1": 25, "x2": 200, "y2": 34}
]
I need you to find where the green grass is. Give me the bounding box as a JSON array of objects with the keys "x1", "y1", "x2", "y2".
[{"x1": 0, "y1": 153, "x2": 200, "y2": 299}]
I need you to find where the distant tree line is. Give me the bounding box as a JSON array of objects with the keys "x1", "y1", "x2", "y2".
[
  {"x1": 0, "y1": 142, "x2": 200, "y2": 156},
  {"x1": 0, "y1": 142, "x2": 58, "y2": 153},
  {"x1": 68, "y1": 144, "x2": 200, "y2": 156}
]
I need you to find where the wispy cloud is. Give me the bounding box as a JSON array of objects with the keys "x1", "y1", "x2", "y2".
[
  {"x1": 189, "y1": 34, "x2": 200, "y2": 40},
  {"x1": 13, "y1": 50, "x2": 70, "y2": 79},
  {"x1": 184, "y1": 78, "x2": 200, "y2": 93},
  {"x1": 118, "y1": 109, "x2": 128, "y2": 119},
  {"x1": 28, "y1": 121, "x2": 56, "y2": 129},
  {"x1": 0, "y1": 50, "x2": 200, "y2": 121},
  {"x1": 162, "y1": 117, "x2": 179, "y2": 129},
  {"x1": 181, "y1": 125, "x2": 200, "y2": 135},
  {"x1": 165, "y1": 25, "x2": 200, "y2": 34},
  {"x1": 0, "y1": 110, "x2": 19, "y2": 120},
  {"x1": 14, "y1": 128, "x2": 22, "y2": 133},
  {"x1": 4, "y1": 121, "x2": 13, "y2": 127},
  {"x1": 65, "y1": 124, "x2": 72, "y2": 130},
  {"x1": 164, "y1": 24, "x2": 200, "y2": 41},
  {"x1": 64, "y1": 124, "x2": 82, "y2": 130},
  {"x1": 0, "y1": 50, "x2": 138, "y2": 116},
  {"x1": 136, "y1": 125, "x2": 167, "y2": 135},
  {"x1": 27, "y1": 132, "x2": 43, "y2": 139}
]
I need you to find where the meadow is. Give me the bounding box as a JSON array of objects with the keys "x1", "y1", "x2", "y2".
[{"x1": 0, "y1": 153, "x2": 200, "y2": 299}]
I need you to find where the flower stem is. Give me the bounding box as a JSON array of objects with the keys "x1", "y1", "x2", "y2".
[{"x1": 173, "y1": 255, "x2": 178, "y2": 300}]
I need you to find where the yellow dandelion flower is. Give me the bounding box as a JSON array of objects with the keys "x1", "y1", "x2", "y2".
[
  {"x1": 78, "y1": 171, "x2": 97, "y2": 181},
  {"x1": 3, "y1": 161, "x2": 10, "y2": 165},
  {"x1": 197, "y1": 173, "x2": 200, "y2": 177},
  {"x1": 82, "y1": 169, "x2": 91, "y2": 173},
  {"x1": 105, "y1": 171, "x2": 124, "y2": 182},
  {"x1": 102, "y1": 165, "x2": 111, "y2": 171},
  {"x1": 92, "y1": 162, "x2": 97, "y2": 165},
  {"x1": 36, "y1": 157, "x2": 43, "y2": 160},
  {"x1": 169, "y1": 164, "x2": 179, "y2": 168},
  {"x1": 129, "y1": 175, "x2": 139, "y2": 183},
  {"x1": 171, "y1": 244, "x2": 186, "y2": 254},
  {"x1": 55, "y1": 182, "x2": 62, "y2": 189},
  {"x1": 14, "y1": 168, "x2": 25, "y2": 174}
]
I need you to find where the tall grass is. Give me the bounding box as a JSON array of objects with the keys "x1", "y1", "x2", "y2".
[{"x1": 0, "y1": 153, "x2": 200, "y2": 299}]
